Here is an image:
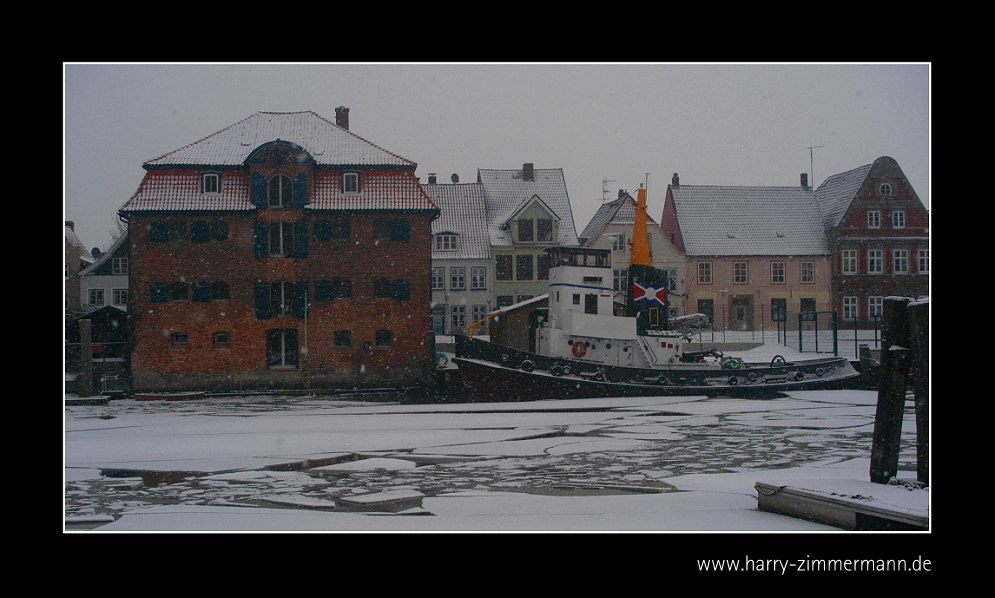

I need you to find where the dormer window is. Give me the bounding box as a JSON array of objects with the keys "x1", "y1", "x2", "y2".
[
  {"x1": 434, "y1": 234, "x2": 458, "y2": 251},
  {"x1": 202, "y1": 172, "x2": 220, "y2": 194},
  {"x1": 343, "y1": 171, "x2": 360, "y2": 194},
  {"x1": 518, "y1": 219, "x2": 534, "y2": 242},
  {"x1": 268, "y1": 175, "x2": 293, "y2": 208},
  {"x1": 537, "y1": 218, "x2": 553, "y2": 242}
]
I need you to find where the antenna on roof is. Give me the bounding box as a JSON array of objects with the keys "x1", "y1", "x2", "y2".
[
  {"x1": 806, "y1": 146, "x2": 824, "y2": 188},
  {"x1": 602, "y1": 178, "x2": 616, "y2": 203}
]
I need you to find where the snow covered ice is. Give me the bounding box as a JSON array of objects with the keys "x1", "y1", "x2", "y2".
[{"x1": 65, "y1": 345, "x2": 924, "y2": 533}]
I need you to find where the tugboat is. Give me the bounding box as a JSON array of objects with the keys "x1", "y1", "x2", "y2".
[{"x1": 453, "y1": 185, "x2": 859, "y2": 402}]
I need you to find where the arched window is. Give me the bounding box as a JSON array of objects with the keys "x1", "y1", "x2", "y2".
[{"x1": 268, "y1": 175, "x2": 293, "y2": 208}]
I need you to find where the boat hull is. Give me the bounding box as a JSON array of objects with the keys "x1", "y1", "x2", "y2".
[{"x1": 454, "y1": 335, "x2": 860, "y2": 402}]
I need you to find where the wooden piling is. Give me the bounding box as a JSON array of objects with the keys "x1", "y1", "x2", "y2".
[
  {"x1": 908, "y1": 299, "x2": 929, "y2": 485},
  {"x1": 79, "y1": 319, "x2": 92, "y2": 398},
  {"x1": 869, "y1": 296, "x2": 911, "y2": 484}
]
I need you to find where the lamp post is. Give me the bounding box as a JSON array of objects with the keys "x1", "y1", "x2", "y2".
[{"x1": 444, "y1": 292, "x2": 451, "y2": 337}]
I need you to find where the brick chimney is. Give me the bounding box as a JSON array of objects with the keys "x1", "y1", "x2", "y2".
[
  {"x1": 65, "y1": 220, "x2": 75, "y2": 231},
  {"x1": 335, "y1": 106, "x2": 350, "y2": 130},
  {"x1": 428, "y1": 173, "x2": 437, "y2": 185},
  {"x1": 800, "y1": 173, "x2": 808, "y2": 189},
  {"x1": 672, "y1": 173, "x2": 679, "y2": 186},
  {"x1": 523, "y1": 163, "x2": 534, "y2": 182}
]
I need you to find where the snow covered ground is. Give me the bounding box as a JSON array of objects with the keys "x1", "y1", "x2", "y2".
[{"x1": 64, "y1": 343, "x2": 927, "y2": 535}]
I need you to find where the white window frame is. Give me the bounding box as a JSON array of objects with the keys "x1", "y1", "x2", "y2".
[
  {"x1": 733, "y1": 262, "x2": 747, "y2": 284},
  {"x1": 431, "y1": 267, "x2": 445, "y2": 291},
  {"x1": 472, "y1": 305, "x2": 488, "y2": 332},
  {"x1": 894, "y1": 249, "x2": 909, "y2": 274},
  {"x1": 867, "y1": 210, "x2": 881, "y2": 229},
  {"x1": 112, "y1": 289, "x2": 127, "y2": 306},
  {"x1": 843, "y1": 296, "x2": 858, "y2": 319},
  {"x1": 202, "y1": 172, "x2": 220, "y2": 194},
  {"x1": 698, "y1": 262, "x2": 712, "y2": 284},
  {"x1": 842, "y1": 250, "x2": 857, "y2": 274},
  {"x1": 268, "y1": 174, "x2": 293, "y2": 208},
  {"x1": 112, "y1": 257, "x2": 129, "y2": 275},
  {"x1": 608, "y1": 233, "x2": 625, "y2": 251},
  {"x1": 771, "y1": 262, "x2": 785, "y2": 284},
  {"x1": 343, "y1": 172, "x2": 360, "y2": 194},
  {"x1": 892, "y1": 210, "x2": 906, "y2": 229},
  {"x1": 450, "y1": 267, "x2": 466, "y2": 291},
  {"x1": 868, "y1": 250, "x2": 883, "y2": 274},
  {"x1": 451, "y1": 305, "x2": 466, "y2": 330},
  {"x1": 801, "y1": 261, "x2": 814, "y2": 283},
  {"x1": 919, "y1": 249, "x2": 929, "y2": 273},
  {"x1": 268, "y1": 222, "x2": 294, "y2": 257},
  {"x1": 613, "y1": 268, "x2": 628, "y2": 292},
  {"x1": 869, "y1": 296, "x2": 883, "y2": 318},
  {"x1": 435, "y1": 234, "x2": 457, "y2": 251},
  {"x1": 471, "y1": 267, "x2": 486, "y2": 290},
  {"x1": 88, "y1": 288, "x2": 104, "y2": 306}
]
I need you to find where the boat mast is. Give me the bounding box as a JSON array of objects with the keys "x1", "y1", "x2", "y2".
[{"x1": 630, "y1": 184, "x2": 651, "y2": 268}]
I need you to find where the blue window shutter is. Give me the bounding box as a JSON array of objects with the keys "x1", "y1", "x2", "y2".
[
  {"x1": 192, "y1": 282, "x2": 211, "y2": 302},
  {"x1": 191, "y1": 221, "x2": 210, "y2": 242},
  {"x1": 293, "y1": 173, "x2": 307, "y2": 208},
  {"x1": 254, "y1": 221, "x2": 267, "y2": 259},
  {"x1": 150, "y1": 221, "x2": 168, "y2": 243},
  {"x1": 295, "y1": 280, "x2": 309, "y2": 318},
  {"x1": 315, "y1": 280, "x2": 333, "y2": 301},
  {"x1": 294, "y1": 221, "x2": 308, "y2": 258},
  {"x1": 150, "y1": 282, "x2": 169, "y2": 303},
  {"x1": 314, "y1": 220, "x2": 331, "y2": 241},
  {"x1": 253, "y1": 173, "x2": 267, "y2": 209},
  {"x1": 254, "y1": 282, "x2": 270, "y2": 319},
  {"x1": 392, "y1": 279, "x2": 410, "y2": 301}
]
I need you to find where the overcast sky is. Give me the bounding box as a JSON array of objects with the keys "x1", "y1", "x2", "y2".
[{"x1": 64, "y1": 63, "x2": 929, "y2": 252}]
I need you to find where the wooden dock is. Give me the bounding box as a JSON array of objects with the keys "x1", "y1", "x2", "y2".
[{"x1": 756, "y1": 478, "x2": 928, "y2": 530}]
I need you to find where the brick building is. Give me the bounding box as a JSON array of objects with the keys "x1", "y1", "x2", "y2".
[
  {"x1": 120, "y1": 110, "x2": 439, "y2": 392},
  {"x1": 660, "y1": 173, "x2": 832, "y2": 331},
  {"x1": 813, "y1": 156, "x2": 929, "y2": 324}
]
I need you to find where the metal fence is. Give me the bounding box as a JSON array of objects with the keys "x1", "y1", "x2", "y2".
[{"x1": 688, "y1": 310, "x2": 882, "y2": 360}]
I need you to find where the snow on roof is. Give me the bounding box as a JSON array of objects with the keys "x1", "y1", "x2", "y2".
[
  {"x1": 65, "y1": 225, "x2": 94, "y2": 264},
  {"x1": 121, "y1": 170, "x2": 254, "y2": 213},
  {"x1": 671, "y1": 185, "x2": 829, "y2": 256},
  {"x1": 81, "y1": 233, "x2": 127, "y2": 277},
  {"x1": 579, "y1": 194, "x2": 658, "y2": 246},
  {"x1": 423, "y1": 183, "x2": 491, "y2": 260},
  {"x1": 144, "y1": 111, "x2": 415, "y2": 169},
  {"x1": 813, "y1": 162, "x2": 873, "y2": 230},
  {"x1": 310, "y1": 170, "x2": 437, "y2": 212},
  {"x1": 477, "y1": 167, "x2": 580, "y2": 247}
]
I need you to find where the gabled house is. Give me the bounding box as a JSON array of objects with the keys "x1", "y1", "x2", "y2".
[
  {"x1": 579, "y1": 190, "x2": 687, "y2": 318},
  {"x1": 478, "y1": 163, "x2": 580, "y2": 308},
  {"x1": 79, "y1": 232, "x2": 129, "y2": 312},
  {"x1": 422, "y1": 177, "x2": 492, "y2": 335},
  {"x1": 119, "y1": 109, "x2": 439, "y2": 392},
  {"x1": 660, "y1": 173, "x2": 831, "y2": 331},
  {"x1": 64, "y1": 221, "x2": 93, "y2": 317},
  {"x1": 814, "y1": 156, "x2": 928, "y2": 323}
]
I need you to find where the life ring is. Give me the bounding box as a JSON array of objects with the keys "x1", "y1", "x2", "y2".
[{"x1": 572, "y1": 342, "x2": 587, "y2": 358}]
